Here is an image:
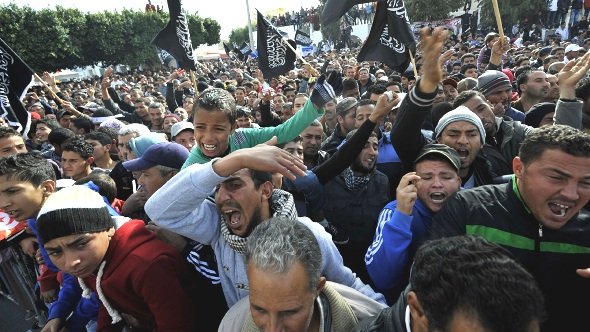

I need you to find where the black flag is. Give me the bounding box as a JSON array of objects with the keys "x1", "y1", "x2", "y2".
[
  {"x1": 295, "y1": 30, "x2": 313, "y2": 46},
  {"x1": 223, "y1": 42, "x2": 231, "y2": 56},
  {"x1": 386, "y1": 0, "x2": 416, "y2": 48},
  {"x1": 152, "y1": 0, "x2": 196, "y2": 71},
  {"x1": 256, "y1": 10, "x2": 296, "y2": 79},
  {"x1": 321, "y1": 0, "x2": 374, "y2": 26},
  {"x1": 357, "y1": 1, "x2": 415, "y2": 73},
  {"x1": 0, "y1": 37, "x2": 33, "y2": 136}
]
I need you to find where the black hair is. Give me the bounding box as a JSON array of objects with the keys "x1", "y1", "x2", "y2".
[
  {"x1": 519, "y1": 125, "x2": 590, "y2": 165},
  {"x1": 193, "y1": 88, "x2": 237, "y2": 124},
  {"x1": 236, "y1": 108, "x2": 251, "y2": 119},
  {"x1": 460, "y1": 63, "x2": 477, "y2": 74},
  {"x1": 453, "y1": 90, "x2": 487, "y2": 109},
  {"x1": 36, "y1": 118, "x2": 60, "y2": 130},
  {"x1": 515, "y1": 69, "x2": 543, "y2": 95},
  {"x1": 62, "y1": 137, "x2": 94, "y2": 159},
  {"x1": 411, "y1": 236, "x2": 544, "y2": 332},
  {"x1": 47, "y1": 127, "x2": 76, "y2": 146},
  {"x1": 71, "y1": 117, "x2": 94, "y2": 134},
  {"x1": 342, "y1": 78, "x2": 359, "y2": 91},
  {"x1": 247, "y1": 169, "x2": 274, "y2": 189},
  {"x1": 365, "y1": 83, "x2": 387, "y2": 98},
  {"x1": 345, "y1": 128, "x2": 377, "y2": 141},
  {"x1": 0, "y1": 152, "x2": 56, "y2": 186},
  {"x1": 0, "y1": 126, "x2": 21, "y2": 140},
  {"x1": 277, "y1": 135, "x2": 303, "y2": 149},
  {"x1": 96, "y1": 126, "x2": 118, "y2": 143},
  {"x1": 358, "y1": 99, "x2": 376, "y2": 107},
  {"x1": 74, "y1": 172, "x2": 117, "y2": 204},
  {"x1": 84, "y1": 131, "x2": 112, "y2": 146}
]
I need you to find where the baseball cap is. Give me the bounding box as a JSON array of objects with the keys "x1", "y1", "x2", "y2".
[
  {"x1": 123, "y1": 142, "x2": 189, "y2": 172},
  {"x1": 565, "y1": 44, "x2": 582, "y2": 53},
  {"x1": 442, "y1": 78, "x2": 458, "y2": 89},
  {"x1": 171, "y1": 121, "x2": 194, "y2": 138},
  {"x1": 415, "y1": 144, "x2": 461, "y2": 172}
]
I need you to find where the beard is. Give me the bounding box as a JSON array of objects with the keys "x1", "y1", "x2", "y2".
[
  {"x1": 351, "y1": 157, "x2": 375, "y2": 175},
  {"x1": 243, "y1": 206, "x2": 262, "y2": 238}
]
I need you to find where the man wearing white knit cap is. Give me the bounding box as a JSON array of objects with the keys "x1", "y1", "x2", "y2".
[
  {"x1": 38, "y1": 185, "x2": 198, "y2": 331},
  {"x1": 390, "y1": 28, "x2": 495, "y2": 189},
  {"x1": 433, "y1": 106, "x2": 489, "y2": 188}
]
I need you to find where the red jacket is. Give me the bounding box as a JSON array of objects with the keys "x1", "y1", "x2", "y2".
[{"x1": 82, "y1": 220, "x2": 197, "y2": 331}]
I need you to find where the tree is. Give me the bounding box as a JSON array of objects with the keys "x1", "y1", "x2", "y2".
[
  {"x1": 0, "y1": 5, "x2": 221, "y2": 71},
  {"x1": 317, "y1": 0, "x2": 342, "y2": 44},
  {"x1": 478, "y1": 0, "x2": 547, "y2": 31},
  {"x1": 228, "y1": 25, "x2": 253, "y2": 46},
  {"x1": 405, "y1": 0, "x2": 463, "y2": 22}
]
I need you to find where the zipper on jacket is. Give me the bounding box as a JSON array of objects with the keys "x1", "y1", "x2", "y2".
[{"x1": 535, "y1": 223, "x2": 543, "y2": 252}]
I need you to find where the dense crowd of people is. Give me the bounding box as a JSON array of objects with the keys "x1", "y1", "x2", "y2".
[{"x1": 2, "y1": 6, "x2": 590, "y2": 331}]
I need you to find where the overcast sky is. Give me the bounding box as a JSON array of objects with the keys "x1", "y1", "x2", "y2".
[{"x1": 0, "y1": 0, "x2": 320, "y2": 39}]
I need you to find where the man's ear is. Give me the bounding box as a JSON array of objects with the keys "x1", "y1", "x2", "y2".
[
  {"x1": 513, "y1": 156, "x2": 524, "y2": 179},
  {"x1": 260, "y1": 181, "x2": 273, "y2": 201},
  {"x1": 316, "y1": 276, "x2": 327, "y2": 297},
  {"x1": 41, "y1": 180, "x2": 56, "y2": 197},
  {"x1": 86, "y1": 156, "x2": 95, "y2": 166},
  {"x1": 407, "y1": 291, "x2": 429, "y2": 331}
]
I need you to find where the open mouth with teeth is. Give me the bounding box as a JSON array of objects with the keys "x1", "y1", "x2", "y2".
[
  {"x1": 223, "y1": 209, "x2": 242, "y2": 227},
  {"x1": 548, "y1": 202, "x2": 570, "y2": 218},
  {"x1": 429, "y1": 192, "x2": 447, "y2": 204},
  {"x1": 202, "y1": 143, "x2": 217, "y2": 153},
  {"x1": 455, "y1": 148, "x2": 469, "y2": 162}
]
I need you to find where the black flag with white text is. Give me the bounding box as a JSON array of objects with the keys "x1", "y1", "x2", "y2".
[
  {"x1": 295, "y1": 30, "x2": 313, "y2": 46},
  {"x1": 0, "y1": 37, "x2": 33, "y2": 136},
  {"x1": 321, "y1": 0, "x2": 374, "y2": 26},
  {"x1": 152, "y1": 0, "x2": 196, "y2": 71},
  {"x1": 257, "y1": 10, "x2": 296, "y2": 78},
  {"x1": 357, "y1": 1, "x2": 415, "y2": 73}
]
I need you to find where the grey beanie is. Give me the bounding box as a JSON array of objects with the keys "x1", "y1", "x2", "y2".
[
  {"x1": 435, "y1": 106, "x2": 486, "y2": 144},
  {"x1": 477, "y1": 70, "x2": 512, "y2": 97}
]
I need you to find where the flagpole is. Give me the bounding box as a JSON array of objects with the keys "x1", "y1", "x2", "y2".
[
  {"x1": 189, "y1": 70, "x2": 198, "y2": 96},
  {"x1": 245, "y1": 0, "x2": 255, "y2": 50},
  {"x1": 33, "y1": 73, "x2": 64, "y2": 104},
  {"x1": 408, "y1": 49, "x2": 418, "y2": 78},
  {"x1": 280, "y1": 38, "x2": 320, "y2": 77},
  {"x1": 491, "y1": 0, "x2": 504, "y2": 38}
]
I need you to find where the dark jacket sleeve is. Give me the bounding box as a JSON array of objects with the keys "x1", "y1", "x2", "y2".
[
  {"x1": 428, "y1": 193, "x2": 468, "y2": 239},
  {"x1": 107, "y1": 87, "x2": 134, "y2": 113},
  {"x1": 313, "y1": 117, "x2": 377, "y2": 185},
  {"x1": 258, "y1": 100, "x2": 283, "y2": 127},
  {"x1": 166, "y1": 82, "x2": 180, "y2": 111},
  {"x1": 175, "y1": 89, "x2": 184, "y2": 108},
  {"x1": 390, "y1": 80, "x2": 437, "y2": 171}
]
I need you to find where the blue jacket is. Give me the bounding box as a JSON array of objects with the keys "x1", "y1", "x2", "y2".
[{"x1": 365, "y1": 199, "x2": 433, "y2": 295}]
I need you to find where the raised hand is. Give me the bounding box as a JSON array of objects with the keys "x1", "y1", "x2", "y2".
[
  {"x1": 396, "y1": 172, "x2": 421, "y2": 215},
  {"x1": 418, "y1": 27, "x2": 448, "y2": 94},
  {"x1": 213, "y1": 136, "x2": 307, "y2": 180},
  {"x1": 558, "y1": 51, "x2": 590, "y2": 99},
  {"x1": 372, "y1": 92, "x2": 401, "y2": 123}
]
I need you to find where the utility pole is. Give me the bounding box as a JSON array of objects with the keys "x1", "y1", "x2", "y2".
[{"x1": 246, "y1": 0, "x2": 255, "y2": 48}]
